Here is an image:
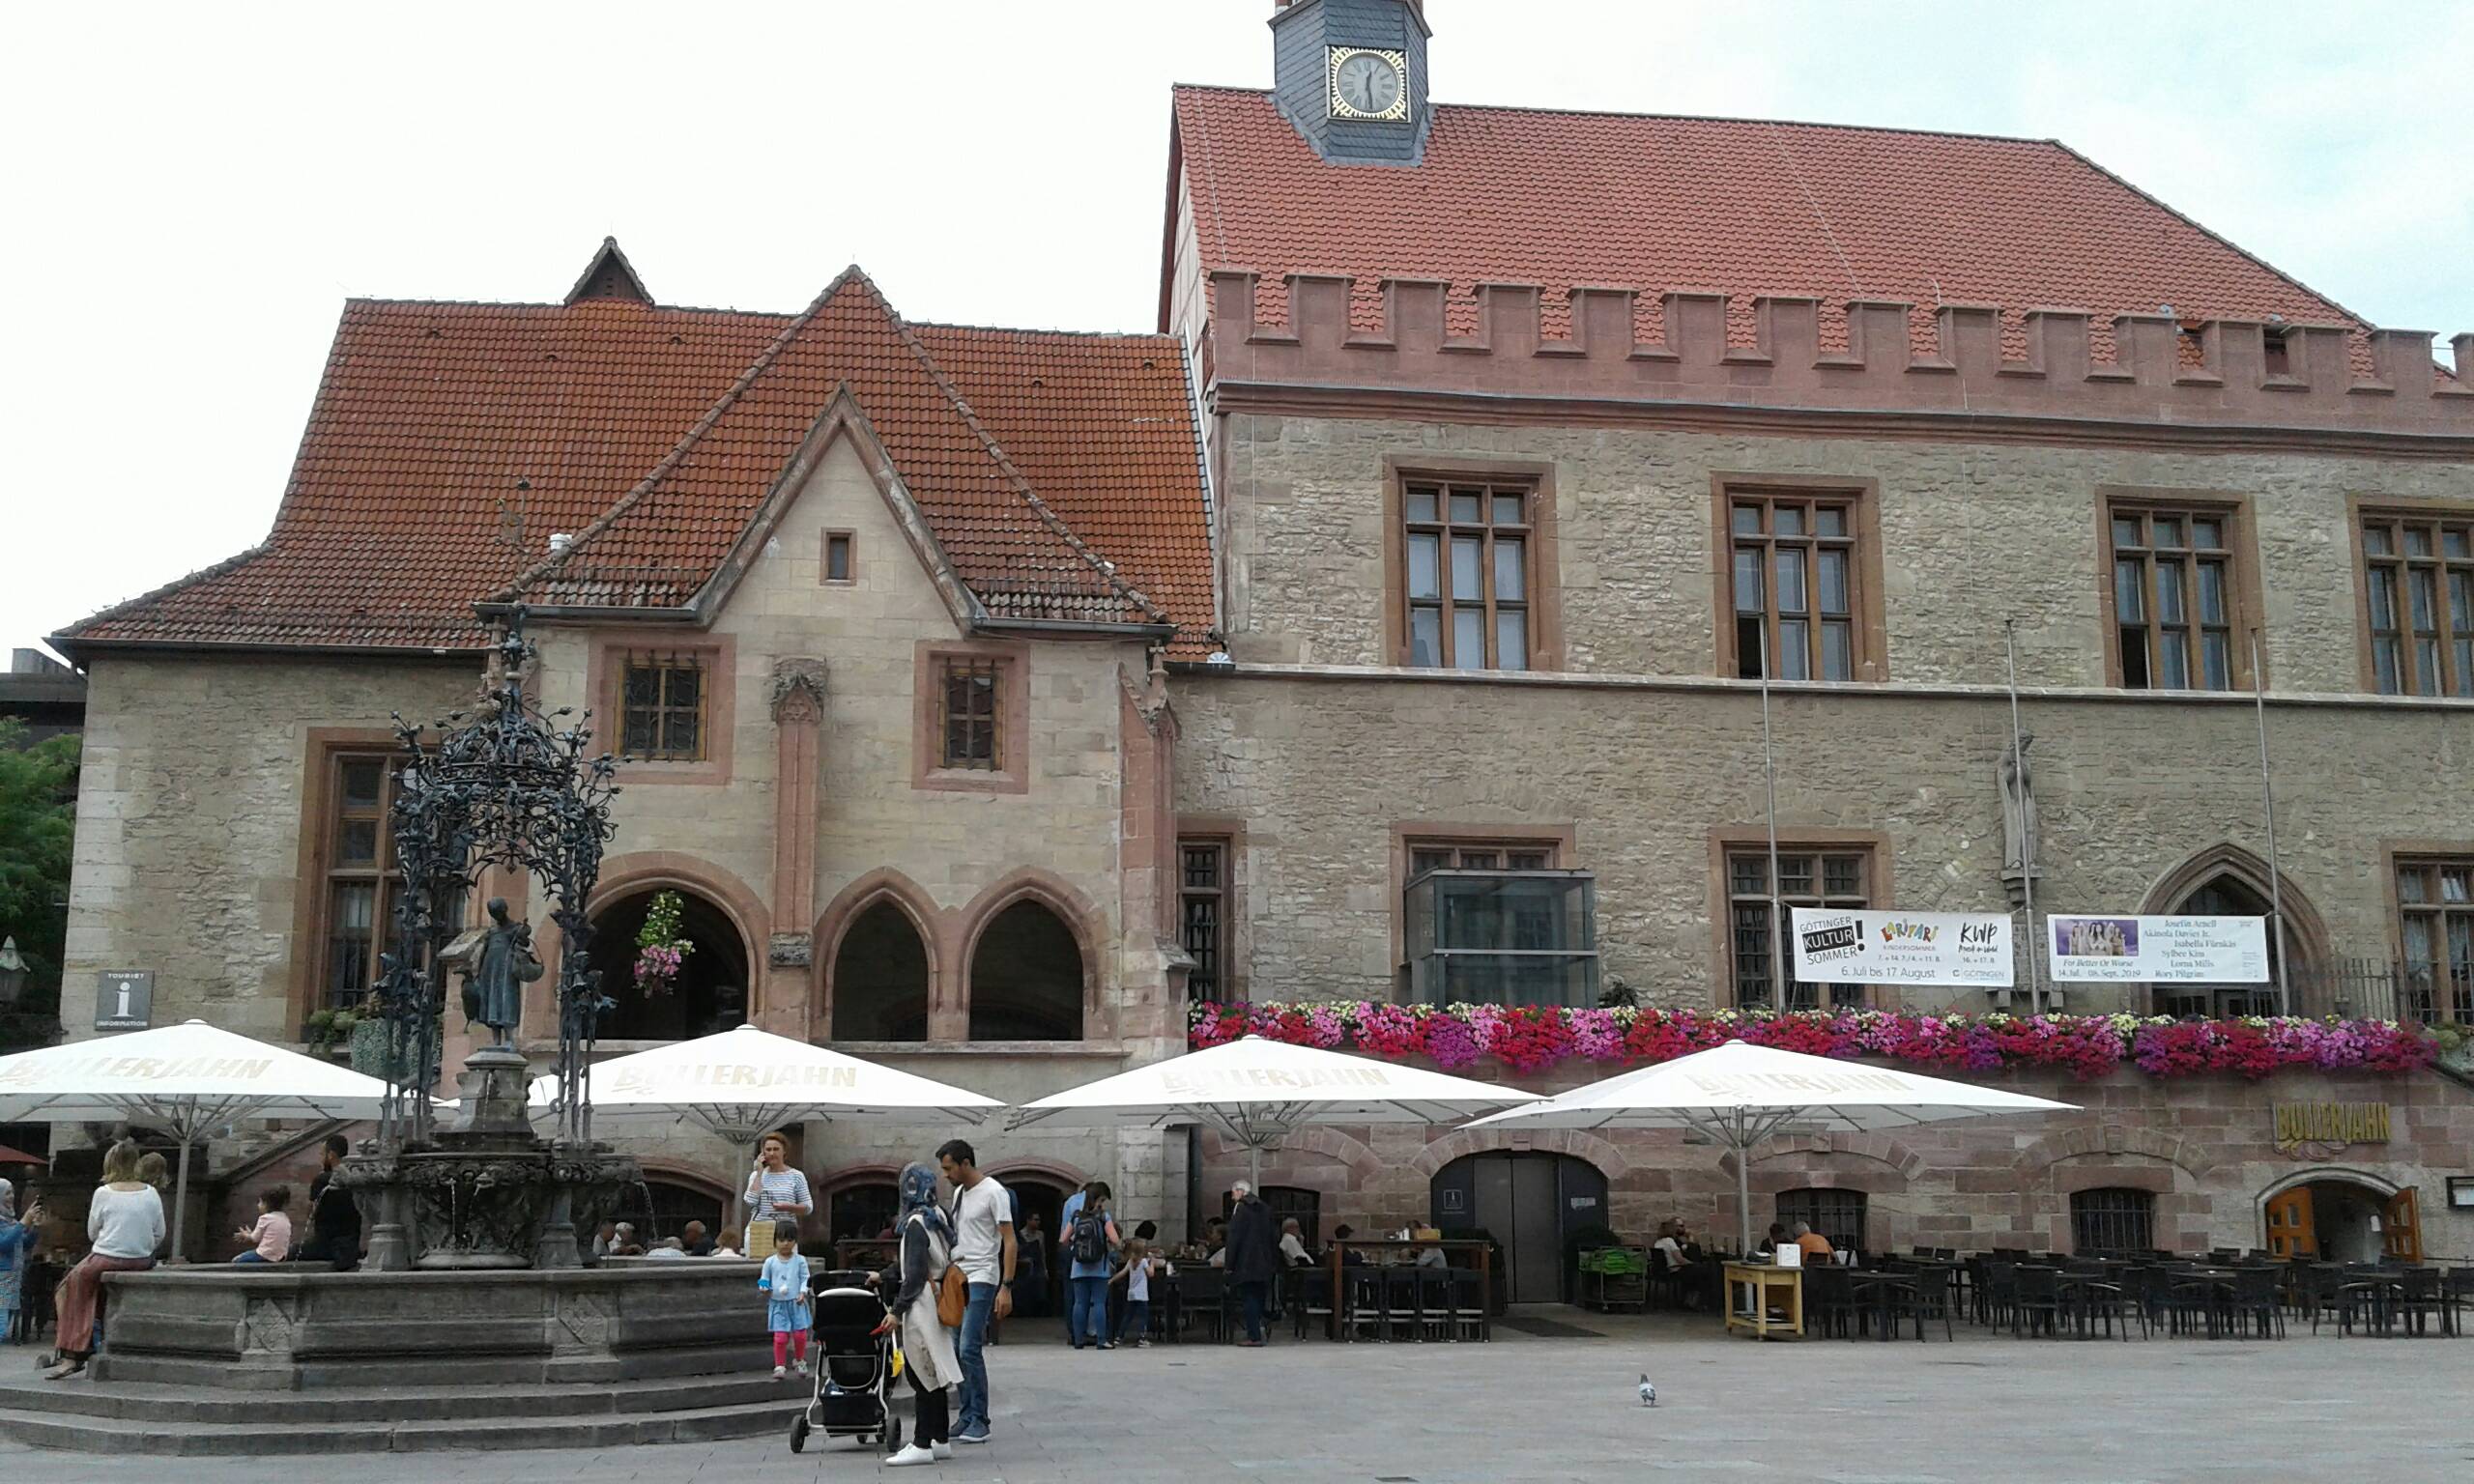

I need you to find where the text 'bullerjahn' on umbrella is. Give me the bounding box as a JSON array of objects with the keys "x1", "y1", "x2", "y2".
[
  {"x1": 1007, "y1": 1035, "x2": 1542, "y2": 1186},
  {"x1": 0, "y1": 1018, "x2": 407, "y2": 1261},
  {"x1": 528, "y1": 1024, "x2": 1004, "y2": 1223},
  {"x1": 1463, "y1": 1040, "x2": 2076, "y2": 1253}
]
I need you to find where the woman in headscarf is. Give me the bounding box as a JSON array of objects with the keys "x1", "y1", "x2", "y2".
[
  {"x1": 877, "y1": 1159, "x2": 960, "y2": 1468},
  {"x1": 1, "y1": 1177, "x2": 48, "y2": 1344}
]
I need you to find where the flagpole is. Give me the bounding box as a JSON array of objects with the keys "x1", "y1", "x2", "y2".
[
  {"x1": 2251, "y1": 628, "x2": 2291, "y2": 1017},
  {"x1": 1761, "y1": 626, "x2": 1785, "y2": 1011},
  {"x1": 2003, "y1": 620, "x2": 2039, "y2": 1017}
]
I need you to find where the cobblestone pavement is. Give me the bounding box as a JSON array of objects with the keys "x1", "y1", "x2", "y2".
[{"x1": 6, "y1": 1310, "x2": 2472, "y2": 1482}]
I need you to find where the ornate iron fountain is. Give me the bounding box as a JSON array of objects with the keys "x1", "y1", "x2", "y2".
[{"x1": 343, "y1": 610, "x2": 639, "y2": 1269}]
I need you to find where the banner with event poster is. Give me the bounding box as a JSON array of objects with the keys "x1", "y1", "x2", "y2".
[
  {"x1": 1788, "y1": 907, "x2": 2014, "y2": 987},
  {"x1": 2046, "y1": 915, "x2": 2270, "y2": 983}
]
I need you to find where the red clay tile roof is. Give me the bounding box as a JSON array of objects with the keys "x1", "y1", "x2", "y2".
[
  {"x1": 59, "y1": 264, "x2": 1211, "y2": 656},
  {"x1": 1169, "y1": 87, "x2": 2372, "y2": 356}
]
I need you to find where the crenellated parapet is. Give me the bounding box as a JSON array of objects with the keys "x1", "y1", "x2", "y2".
[{"x1": 1206, "y1": 271, "x2": 2474, "y2": 437}]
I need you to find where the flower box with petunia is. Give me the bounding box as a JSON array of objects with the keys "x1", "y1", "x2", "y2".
[{"x1": 1188, "y1": 1002, "x2": 2439, "y2": 1081}]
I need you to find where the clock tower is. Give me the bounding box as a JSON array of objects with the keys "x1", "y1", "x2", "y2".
[{"x1": 1269, "y1": 0, "x2": 1432, "y2": 165}]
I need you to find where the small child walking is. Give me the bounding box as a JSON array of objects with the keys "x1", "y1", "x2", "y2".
[
  {"x1": 759, "y1": 1225, "x2": 812, "y2": 1380},
  {"x1": 1109, "y1": 1238, "x2": 1161, "y2": 1348},
  {"x1": 231, "y1": 1185, "x2": 292, "y2": 1265}
]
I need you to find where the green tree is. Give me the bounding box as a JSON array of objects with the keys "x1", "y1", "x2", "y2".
[{"x1": 0, "y1": 719, "x2": 78, "y2": 1042}]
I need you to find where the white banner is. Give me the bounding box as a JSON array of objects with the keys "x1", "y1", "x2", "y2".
[
  {"x1": 2047, "y1": 915, "x2": 2269, "y2": 983},
  {"x1": 1789, "y1": 907, "x2": 2014, "y2": 987}
]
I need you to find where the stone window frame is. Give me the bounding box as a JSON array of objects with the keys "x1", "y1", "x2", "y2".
[
  {"x1": 1381, "y1": 454, "x2": 1564, "y2": 672},
  {"x1": 584, "y1": 630, "x2": 736, "y2": 786},
  {"x1": 2347, "y1": 494, "x2": 2474, "y2": 698},
  {"x1": 1705, "y1": 827, "x2": 1893, "y2": 1012},
  {"x1": 820, "y1": 528, "x2": 857, "y2": 586},
  {"x1": 1176, "y1": 817, "x2": 1248, "y2": 1005},
  {"x1": 287, "y1": 729, "x2": 444, "y2": 1038},
  {"x1": 1385, "y1": 821, "x2": 1576, "y2": 989},
  {"x1": 911, "y1": 638, "x2": 1030, "y2": 795},
  {"x1": 2094, "y1": 487, "x2": 2264, "y2": 693},
  {"x1": 1709, "y1": 473, "x2": 1889, "y2": 683},
  {"x1": 2379, "y1": 839, "x2": 2474, "y2": 1024}
]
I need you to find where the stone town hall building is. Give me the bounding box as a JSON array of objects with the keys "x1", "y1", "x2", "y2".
[{"x1": 45, "y1": 1, "x2": 2474, "y2": 1291}]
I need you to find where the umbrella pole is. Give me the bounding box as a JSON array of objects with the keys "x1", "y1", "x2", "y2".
[
  {"x1": 173, "y1": 1134, "x2": 194, "y2": 1265},
  {"x1": 1733, "y1": 1109, "x2": 1754, "y2": 1257}
]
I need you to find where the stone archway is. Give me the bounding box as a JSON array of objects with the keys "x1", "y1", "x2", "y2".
[
  {"x1": 960, "y1": 872, "x2": 1101, "y2": 1042},
  {"x1": 815, "y1": 869, "x2": 945, "y2": 1042},
  {"x1": 586, "y1": 884, "x2": 755, "y2": 1042},
  {"x1": 2141, "y1": 842, "x2": 2332, "y2": 973}
]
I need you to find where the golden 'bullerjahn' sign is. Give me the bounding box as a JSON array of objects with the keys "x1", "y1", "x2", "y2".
[{"x1": 2272, "y1": 1101, "x2": 2390, "y2": 1146}]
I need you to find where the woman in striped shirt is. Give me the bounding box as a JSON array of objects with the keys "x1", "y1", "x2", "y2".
[{"x1": 743, "y1": 1131, "x2": 812, "y2": 1228}]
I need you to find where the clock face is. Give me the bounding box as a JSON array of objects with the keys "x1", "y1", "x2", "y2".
[{"x1": 1330, "y1": 48, "x2": 1407, "y2": 121}]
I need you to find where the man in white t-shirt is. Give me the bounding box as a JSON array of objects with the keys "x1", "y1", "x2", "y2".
[{"x1": 937, "y1": 1139, "x2": 1014, "y2": 1445}]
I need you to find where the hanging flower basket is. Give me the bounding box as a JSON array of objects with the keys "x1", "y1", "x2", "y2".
[
  {"x1": 1189, "y1": 1001, "x2": 2441, "y2": 1082},
  {"x1": 633, "y1": 890, "x2": 695, "y2": 998}
]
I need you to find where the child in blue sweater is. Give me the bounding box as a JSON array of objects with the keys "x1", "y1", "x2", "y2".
[{"x1": 759, "y1": 1226, "x2": 812, "y2": 1379}]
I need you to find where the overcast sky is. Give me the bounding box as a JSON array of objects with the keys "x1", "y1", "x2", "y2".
[{"x1": 6, "y1": 1, "x2": 2468, "y2": 660}]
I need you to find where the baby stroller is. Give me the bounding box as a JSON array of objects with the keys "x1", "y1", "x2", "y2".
[{"x1": 790, "y1": 1273, "x2": 901, "y2": 1454}]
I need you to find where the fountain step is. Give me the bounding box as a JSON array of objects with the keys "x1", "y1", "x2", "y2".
[
  {"x1": 0, "y1": 1372, "x2": 807, "y2": 1454},
  {"x1": 0, "y1": 1369, "x2": 796, "y2": 1425}
]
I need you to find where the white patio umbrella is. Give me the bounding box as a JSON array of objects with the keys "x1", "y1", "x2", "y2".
[
  {"x1": 0, "y1": 1019, "x2": 400, "y2": 1261},
  {"x1": 1008, "y1": 1035, "x2": 1543, "y2": 1186},
  {"x1": 1461, "y1": 1040, "x2": 2076, "y2": 1252},
  {"x1": 527, "y1": 1023, "x2": 1005, "y2": 1225}
]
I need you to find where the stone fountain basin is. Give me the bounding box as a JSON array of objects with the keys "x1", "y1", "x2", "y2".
[{"x1": 94, "y1": 1264, "x2": 770, "y2": 1390}]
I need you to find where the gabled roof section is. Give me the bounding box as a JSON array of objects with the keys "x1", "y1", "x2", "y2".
[
  {"x1": 55, "y1": 248, "x2": 1210, "y2": 658},
  {"x1": 566, "y1": 236, "x2": 652, "y2": 305},
  {"x1": 506, "y1": 268, "x2": 1167, "y2": 629},
  {"x1": 1168, "y1": 86, "x2": 2371, "y2": 354}
]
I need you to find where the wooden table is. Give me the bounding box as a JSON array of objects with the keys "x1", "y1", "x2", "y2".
[
  {"x1": 1326, "y1": 1239, "x2": 1495, "y2": 1341},
  {"x1": 1724, "y1": 1262, "x2": 1803, "y2": 1340}
]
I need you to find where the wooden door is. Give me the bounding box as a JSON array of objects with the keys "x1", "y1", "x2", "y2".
[
  {"x1": 2381, "y1": 1187, "x2": 2422, "y2": 1263},
  {"x1": 2262, "y1": 1185, "x2": 2316, "y2": 1260}
]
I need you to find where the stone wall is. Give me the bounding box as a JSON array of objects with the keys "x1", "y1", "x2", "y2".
[
  {"x1": 61, "y1": 654, "x2": 478, "y2": 1041},
  {"x1": 1197, "y1": 1058, "x2": 2474, "y2": 1261},
  {"x1": 1213, "y1": 413, "x2": 2474, "y2": 691},
  {"x1": 1180, "y1": 414, "x2": 2474, "y2": 1016}
]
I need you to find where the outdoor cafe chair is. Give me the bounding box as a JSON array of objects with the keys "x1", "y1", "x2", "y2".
[
  {"x1": 2391, "y1": 1268, "x2": 2446, "y2": 1339},
  {"x1": 2442, "y1": 1268, "x2": 2474, "y2": 1338},
  {"x1": 1177, "y1": 1267, "x2": 1228, "y2": 1343},
  {"x1": 2072, "y1": 1273, "x2": 2146, "y2": 1341},
  {"x1": 1802, "y1": 1264, "x2": 1856, "y2": 1339},
  {"x1": 1414, "y1": 1267, "x2": 1455, "y2": 1341},
  {"x1": 1981, "y1": 1262, "x2": 2020, "y2": 1333},
  {"x1": 2227, "y1": 1267, "x2": 2286, "y2": 1340},
  {"x1": 2012, "y1": 1266, "x2": 2066, "y2": 1339},
  {"x1": 1381, "y1": 1268, "x2": 1424, "y2": 1341},
  {"x1": 1446, "y1": 1268, "x2": 1487, "y2": 1342},
  {"x1": 1881, "y1": 1266, "x2": 1955, "y2": 1342},
  {"x1": 1341, "y1": 1269, "x2": 1386, "y2": 1343},
  {"x1": 1284, "y1": 1266, "x2": 1330, "y2": 1341}
]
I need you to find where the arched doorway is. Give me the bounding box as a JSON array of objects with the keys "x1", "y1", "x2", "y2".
[
  {"x1": 994, "y1": 1173, "x2": 1074, "y2": 1316},
  {"x1": 831, "y1": 899, "x2": 932, "y2": 1042},
  {"x1": 2159, "y1": 875, "x2": 2282, "y2": 1017},
  {"x1": 826, "y1": 1181, "x2": 901, "y2": 1245},
  {"x1": 587, "y1": 887, "x2": 751, "y2": 1042},
  {"x1": 2262, "y1": 1173, "x2": 2422, "y2": 1263},
  {"x1": 968, "y1": 899, "x2": 1084, "y2": 1041},
  {"x1": 1429, "y1": 1152, "x2": 1607, "y2": 1304}
]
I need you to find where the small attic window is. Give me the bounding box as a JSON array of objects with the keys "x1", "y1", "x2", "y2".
[{"x1": 2262, "y1": 327, "x2": 2291, "y2": 376}]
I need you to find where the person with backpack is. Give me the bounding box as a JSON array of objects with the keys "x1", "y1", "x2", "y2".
[{"x1": 1056, "y1": 1180, "x2": 1119, "y2": 1351}]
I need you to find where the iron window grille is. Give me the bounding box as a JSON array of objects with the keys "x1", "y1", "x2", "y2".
[
  {"x1": 1181, "y1": 841, "x2": 1229, "y2": 1001},
  {"x1": 2069, "y1": 1187, "x2": 2156, "y2": 1255},
  {"x1": 1775, "y1": 1188, "x2": 1867, "y2": 1255},
  {"x1": 619, "y1": 651, "x2": 707, "y2": 761},
  {"x1": 938, "y1": 658, "x2": 1002, "y2": 770}
]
